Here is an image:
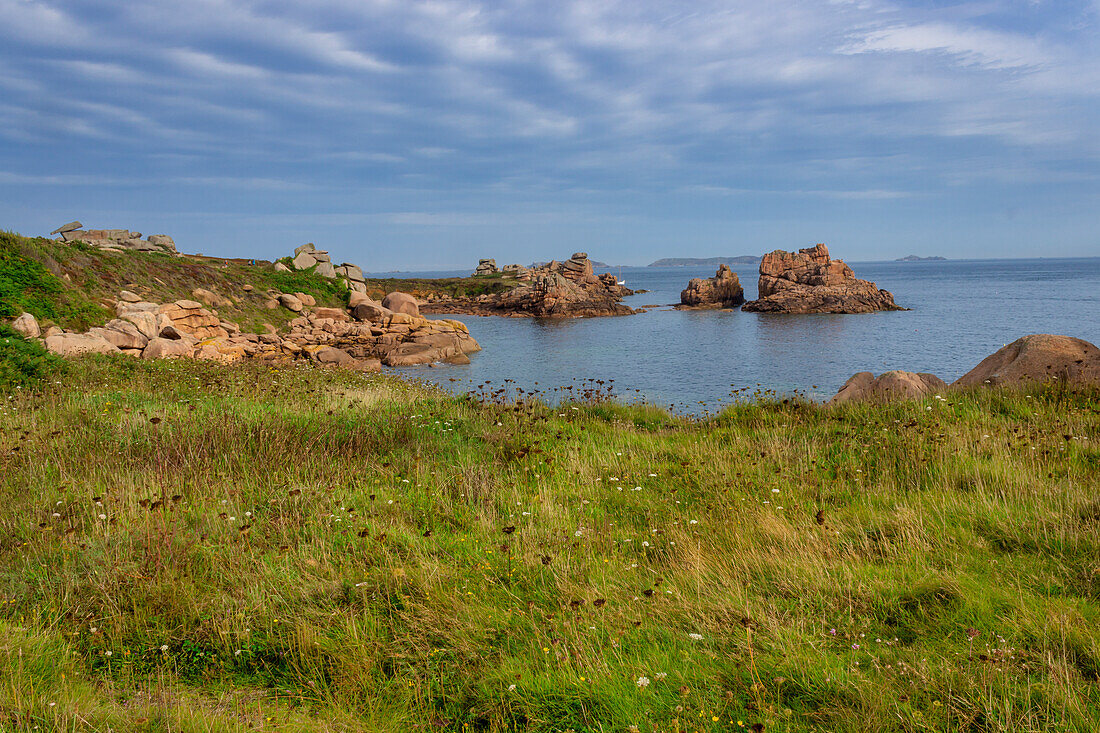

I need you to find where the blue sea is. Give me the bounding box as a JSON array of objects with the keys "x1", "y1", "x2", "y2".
[{"x1": 369, "y1": 258, "x2": 1100, "y2": 412}]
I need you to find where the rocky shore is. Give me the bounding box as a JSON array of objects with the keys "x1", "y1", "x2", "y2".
[
  {"x1": 423, "y1": 252, "x2": 634, "y2": 318},
  {"x1": 742, "y1": 244, "x2": 903, "y2": 314}
]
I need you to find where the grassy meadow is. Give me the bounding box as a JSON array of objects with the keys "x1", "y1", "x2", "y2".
[{"x1": 0, "y1": 352, "x2": 1098, "y2": 732}]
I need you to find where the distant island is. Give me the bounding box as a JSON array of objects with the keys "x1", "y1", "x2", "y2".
[
  {"x1": 896, "y1": 255, "x2": 947, "y2": 262},
  {"x1": 648, "y1": 256, "x2": 761, "y2": 267}
]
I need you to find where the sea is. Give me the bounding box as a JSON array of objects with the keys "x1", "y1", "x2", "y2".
[{"x1": 367, "y1": 258, "x2": 1100, "y2": 413}]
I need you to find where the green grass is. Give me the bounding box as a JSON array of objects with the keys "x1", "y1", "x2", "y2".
[
  {"x1": 0, "y1": 326, "x2": 64, "y2": 388},
  {"x1": 0, "y1": 357, "x2": 1098, "y2": 731}
]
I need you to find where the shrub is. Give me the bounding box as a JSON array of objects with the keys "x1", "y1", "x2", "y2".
[{"x1": 0, "y1": 324, "x2": 63, "y2": 388}]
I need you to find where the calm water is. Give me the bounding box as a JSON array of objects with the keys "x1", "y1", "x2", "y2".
[{"x1": 372, "y1": 259, "x2": 1100, "y2": 411}]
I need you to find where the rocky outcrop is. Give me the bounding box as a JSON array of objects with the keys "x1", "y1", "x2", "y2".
[
  {"x1": 382, "y1": 292, "x2": 419, "y2": 317},
  {"x1": 41, "y1": 289, "x2": 478, "y2": 370},
  {"x1": 678, "y1": 265, "x2": 745, "y2": 308},
  {"x1": 474, "y1": 259, "x2": 498, "y2": 276},
  {"x1": 742, "y1": 244, "x2": 903, "y2": 314},
  {"x1": 502, "y1": 263, "x2": 528, "y2": 277},
  {"x1": 427, "y1": 253, "x2": 634, "y2": 318},
  {"x1": 49, "y1": 221, "x2": 178, "y2": 254},
  {"x1": 286, "y1": 243, "x2": 368, "y2": 293},
  {"x1": 829, "y1": 371, "x2": 947, "y2": 404},
  {"x1": 952, "y1": 335, "x2": 1100, "y2": 389}
]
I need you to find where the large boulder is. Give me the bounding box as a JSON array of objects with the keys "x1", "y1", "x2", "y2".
[
  {"x1": 11, "y1": 312, "x2": 40, "y2": 339},
  {"x1": 142, "y1": 338, "x2": 194, "y2": 359},
  {"x1": 45, "y1": 333, "x2": 119, "y2": 357},
  {"x1": 679, "y1": 265, "x2": 745, "y2": 308},
  {"x1": 119, "y1": 311, "x2": 162, "y2": 340},
  {"x1": 351, "y1": 300, "x2": 392, "y2": 322},
  {"x1": 50, "y1": 221, "x2": 82, "y2": 235},
  {"x1": 382, "y1": 292, "x2": 419, "y2": 317},
  {"x1": 952, "y1": 335, "x2": 1100, "y2": 389},
  {"x1": 146, "y1": 235, "x2": 176, "y2": 251},
  {"x1": 91, "y1": 320, "x2": 149, "y2": 350},
  {"x1": 292, "y1": 251, "x2": 317, "y2": 270},
  {"x1": 277, "y1": 293, "x2": 304, "y2": 312},
  {"x1": 315, "y1": 260, "x2": 337, "y2": 279},
  {"x1": 830, "y1": 371, "x2": 947, "y2": 404},
  {"x1": 742, "y1": 244, "x2": 903, "y2": 314}
]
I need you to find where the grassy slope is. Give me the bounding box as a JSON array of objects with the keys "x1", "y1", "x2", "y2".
[{"x1": 0, "y1": 357, "x2": 1098, "y2": 732}]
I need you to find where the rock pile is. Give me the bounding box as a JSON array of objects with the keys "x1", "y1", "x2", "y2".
[
  {"x1": 22, "y1": 287, "x2": 480, "y2": 370},
  {"x1": 502, "y1": 264, "x2": 528, "y2": 277},
  {"x1": 742, "y1": 244, "x2": 902, "y2": 314},
  {"x1": 49, "y1": 221, "x2": 177, "y2": 254},
  {"x1": 474, "y1": 259, "x2": 498, "y2": 276},
  {"x1": 428, "y1": 253, "x2": 634, "y2": 318},
  {"x1": 286, "y1": 243, "x2": 368, "y2": 293},
  {"x1": 678, "y1": 264, "x2": 745, "y2": 308}
]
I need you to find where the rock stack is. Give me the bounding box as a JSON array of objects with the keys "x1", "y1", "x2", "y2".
[
  {"x1": 287, "y1": 243, "x2": 368, "y2": 293},
  {"x1": 49, "y1": 221, "x2": 178, "y2": 254},
  {"x1": 290, "y1": 243, "x2": 336, "y2": 278},
  {"x1": 501, "y1": 263, "x2": 528, "y2": 277},
  {"x1": 474, "y1": 259, "x2": 499, "y2": 276},
  {"x1": 678, "y1": 264, "x2": 745, "y2": 308},
  {"x1": 742, "y1": 244, "x2": 903, "y2": 314}
]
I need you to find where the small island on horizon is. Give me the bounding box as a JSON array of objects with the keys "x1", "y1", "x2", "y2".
[
  {"x1": 896, "y1": 254, "x2": 947, "y2": 262},
  {"x1": 648, "y1": 255, "x2": 762, "y2": 267}
]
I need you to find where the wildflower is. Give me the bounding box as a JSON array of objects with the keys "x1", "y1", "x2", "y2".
[
  {"x1": 688, "y1": 633, "x2": 703, "y2": 641},
  {"x1": 104, "y1": 651, "x2": 112, "y2": 657},
  {"x1": 98, "y1": 514, "x2": 106, "y2": 520},
  {"x1": 574, "y1": 530, "x2": 583, "y2": 537},
  {"x1": 655, "y1": 672, "x2": 668, "y2": 680},
  {"x1": 689, "y1": 519, "x2": 698, "y2": 525},
  {"x1": 160, "y1": 645, "x2": 168, "y2": 652},
  {"x1": 508, "y1": 684, "x2": 516, "y2": 691},
  {"x1": 636, "y1": 676, "x2": 650, "y2": 688}
]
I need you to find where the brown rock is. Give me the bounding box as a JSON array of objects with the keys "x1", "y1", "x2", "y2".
[
  {"x1": 312, "y1": 307, "x2": 348, "y2": 321},
  {"x1": 12, "y1": 312, "x2": 40, "y2": 338},
  {"x1": 45, "y1": 333, "x2": 120, "y2": 357},
  {"x1": 742, "y1": 244, "x2": 903, "y2": 314},
  {"x1": 278, "y1": 293, "x2": 303, "y2": 312},
  {"x1": 295, "y1": 292, "x2": 316, "y2": 308},
  {"x1": 679, "y1": 265, "x2": 745, "y2": 308},
  {"x1": 382, "y1": 292, "x2": 420, "y2": 317},
  {"x1": 118, "y1": 290, "x2": 143, "y2": 303},
  {"x1": 829, "y1": 371, "x2": 947, "y2": 404},
  {"x1": 94, "y1": 320, "x2": 149, "y2": 349},
  {"x1": 952, "y1": 335, "x2": 1100, "y2": 389},
  {"x1": 143, "y1": 338, "x2": 193, "y2": 359}
]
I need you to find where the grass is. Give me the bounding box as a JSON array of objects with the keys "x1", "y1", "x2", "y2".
[{"x1": 0, "y1": 356, "x2": 1097, "y2": 731}]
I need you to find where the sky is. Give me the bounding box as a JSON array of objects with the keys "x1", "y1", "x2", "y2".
[{"x1": 1, "y1": 0, "x2": 1098, "y2": 270}]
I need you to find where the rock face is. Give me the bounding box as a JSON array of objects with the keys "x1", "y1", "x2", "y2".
[
  {"x1": 50, "y1": 222, "x2": 178, "y2": 254},
  {"x1": 427, "y1": 253, "x2": 634, "y2": 318},
  {"x1": 742, "y1": 244, "x2": 902, "y2": 314},
  {"x1": 952, "y1": 335, "x2": 1100, "y2": 389},
  {"x1": 830, "y1": 371, "x2": 947, "y2": 404},
  {"x1": 44, "y1": 333, "x2": 119, "y2": 356},
  {"x1": 679, "y1": 265, "x2": 745, "y2": 308},
  {"x1": 474, "y1": 259, "x2": 499, "y2": 276}
]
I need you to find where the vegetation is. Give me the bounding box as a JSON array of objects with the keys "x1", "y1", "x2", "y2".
[
  {"x1": 0, "y1": 326, "x2": 63, "y2": 388},
  {"x1": 358, "y1": 274, "x2": 517, "y2": 301},
  {"x1": 1, "y1": 356, "x2": 1097, "y2": 731}
]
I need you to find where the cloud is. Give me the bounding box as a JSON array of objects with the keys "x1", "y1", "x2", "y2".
[{"x1": 0, "y1": 0, "x2": 1097, "y2": 261}]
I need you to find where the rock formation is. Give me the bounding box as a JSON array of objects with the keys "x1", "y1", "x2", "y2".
[
  {"x1": 34, "y1": 289, "x2": 479, "y2": 370},
  {"x1": 427, "y1": 253, "x2": 634, "y2": 318},
  {"x1": 49, "y1": 221, "x2": 178, "y2": 254},
  {"x1": 829, "y1": 371, "x2": 947, "y2": 404},
  {"x1": 952, "y1": 335, "x2": 1100, "y2": 389},
  {"x1": 742, "y1": 244, "x2": 903, "y2": 314},
  {"x1": 474, "y1": 259, "x2": 499, "y2": 276},
  {"x1": 678, "y1": 265, "x2": 745, "y2": 308},
  {"x1": 286, "y1": 243, "x2": 368, "y2": 293}
]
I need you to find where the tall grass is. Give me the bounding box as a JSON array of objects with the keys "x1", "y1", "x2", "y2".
[{"x1": 0, "y1": 357, "x2": 1097, "y2": 731}]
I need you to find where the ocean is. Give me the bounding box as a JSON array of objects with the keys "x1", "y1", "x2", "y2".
[{"x1": 370, "y1": 258, "x2": 1100, "y2": 412}]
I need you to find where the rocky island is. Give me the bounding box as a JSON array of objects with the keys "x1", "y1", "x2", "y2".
[
  {"x1": 677, "y1": 264, "x2": 745, "y2": 308},
  {"x1": 742, "y1": 243, "x2": 903, "y2": 314},
  {"x1": 423, "y1": 252, "x2": 634, "y2": 318}
]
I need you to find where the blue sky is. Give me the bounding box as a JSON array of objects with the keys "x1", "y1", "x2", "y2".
[{"x1": 1, "y1": 0, "x2": 1098, "y2": 269}]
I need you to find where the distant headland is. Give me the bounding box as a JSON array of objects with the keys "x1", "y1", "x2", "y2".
[
  {"x1": 895, "y1": 255, "x2": 947, "y2": 262},
  {"x1": 649, "y1": 256, "x2": 761, "y2": 267}
]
